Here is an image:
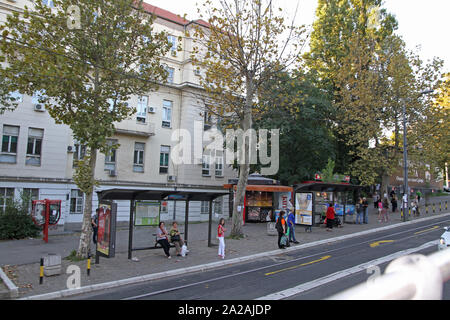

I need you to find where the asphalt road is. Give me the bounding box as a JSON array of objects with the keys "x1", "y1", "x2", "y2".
[{"x1": 67, "y1": 215, "x2": 450, "y2": 300}]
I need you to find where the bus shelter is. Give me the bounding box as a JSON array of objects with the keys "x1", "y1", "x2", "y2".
[
  {"x1": 293, "y1": 182, "x2": 364, "y2": 227},
  {"x1": 96, "y1": 188, "x2": 229, "y2": 260}
]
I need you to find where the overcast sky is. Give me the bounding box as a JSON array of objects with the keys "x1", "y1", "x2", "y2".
[{"x1": 146, "y1": 0, "x2": 450, "y2": 73}]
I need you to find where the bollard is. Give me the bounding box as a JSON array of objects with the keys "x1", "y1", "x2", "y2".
[
  {"x1": 433, "y1": 203, "x2": 436, "y2": 213},
  {"x1": 39, "y1": 258, "x2": 44, "y2": 284},
  {"x1": 426, "y1": 205, "x2": 429, "y2": 214},
  {"x1": 87, "y1": 253, "x2": 91, "y2": 276},
  {"x1": 440, "y1": 202, "x2": 442, "y2": 212}
]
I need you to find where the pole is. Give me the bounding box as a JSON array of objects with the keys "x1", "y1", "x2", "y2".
[
  {"x1": 44, "y1": 200, "x2": 49, "y2": 243},
  {"x1": 208, "y1": 197, "x2": 213, "y2": 247},
  {"x1": 402, "y1": 101, "x2": 408, "y2": 222},
  {"x1": 128, "y1": 196, "x2": 136, "y2": 260}
]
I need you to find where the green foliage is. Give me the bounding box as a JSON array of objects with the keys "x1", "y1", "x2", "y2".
[
  {"x1": 254, "y1": 71, "x2": 335, "y2": 185},
  {"x1": 321, "y1": 159, "x2": 335, "y2": 183},
  {"x1": 0, "y1": 195, "x2": 40, "y2": 240}
]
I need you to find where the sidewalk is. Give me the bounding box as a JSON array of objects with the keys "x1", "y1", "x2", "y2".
[{"x1": 1, "y1": 196, "x2": 449, "y2": 300}]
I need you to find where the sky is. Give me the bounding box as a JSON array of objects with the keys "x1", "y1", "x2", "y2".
[{"x1": 145, "y1": 0, "x2": 450, "y2": 73}]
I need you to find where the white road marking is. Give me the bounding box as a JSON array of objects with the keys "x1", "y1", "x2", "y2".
[{"x1": 255, "y1": 240, "x2": 438, "y2": 300}]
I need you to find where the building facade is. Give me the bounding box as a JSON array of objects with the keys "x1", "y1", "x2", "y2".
[{"x1": 0, "y1": 1, "x2": 237, "y2": 227}]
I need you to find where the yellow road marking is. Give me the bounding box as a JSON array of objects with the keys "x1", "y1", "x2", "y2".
[
  {"x1": 265, "y1": 255, "x2": 331, "y2": 276},
  {"x1": 414, "y1": 226, "x2": 439, "y2": 235},
  {"x1": 369, "y1": 240, "x2": 394, "y2": 248}
]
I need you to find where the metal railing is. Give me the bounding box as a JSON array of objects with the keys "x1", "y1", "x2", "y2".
[{"x1": 328, "y1": 246, "x2": 450, "y2": 300}]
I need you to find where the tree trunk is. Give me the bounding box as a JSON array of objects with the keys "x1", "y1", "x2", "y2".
[
  {"x1": 230, "y1": 79, "x2": 253, "y2": 238},
  {"x1": 76, "y1": 149, "x2": 97, "y2": 259}
]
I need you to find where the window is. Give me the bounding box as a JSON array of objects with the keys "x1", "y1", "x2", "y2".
[
  {"x1": 0, "y1": 188, "x2": 14, "y2": 213},
  {"x1": 167, "y1": 35, "x2": 177, "y2": 54},
  {"x1": 26, "y1": 128, "x2": 44, "y2": 166},
  {"x1": 105, "y1": 139, "x2": 117, "y2": 171},
  {"x1": 200, "y1": 201, "x2": 209, "y2": 215},
  {"x1": 23, "y1": 188, "x2": 39, "y2": 213},
  {"x1": 73, "y1": 141, "x2": 86, "y2": 168},
  {"x1": 202, "y1": 154, "x2": 211, "y2": 176},
  {"x1": 214, "y1": 198, "x2": 223, "y2": 215},
  {"x1": 215, "y1": 155, "x2": 223, "y2": 177},
  {"x1": 165, "y1": 66, "x2": 175, "y2": 84},
  {"x1": 159, "y1": 145, "x2": 170, "y2": 174},
  {"x1": 136, "y1": 96, "x2": 148, "y2": 123},
  {"x1": 204, "y1": 108, "x2": 212, "y2": 131},
  {"x1": 162, "y1": 100, "x2": 172, "y2": 128},
  {"x1": 70, "y1": 189, "x2": 84, "y2": 214},
  {"x1": 0, "y1": 125, "x2": 19, "y2": 163},
  {"x1": 133, "y1": 142, "x2": 145, "y2": 172}
]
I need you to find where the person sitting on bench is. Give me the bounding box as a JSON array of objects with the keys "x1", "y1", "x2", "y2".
[
  {"x1": 169, "y1": 221, "x2": 185, "y2": 257},
  {"x1": 156, "y1": 221, "x2": 171, "y2": 259}
]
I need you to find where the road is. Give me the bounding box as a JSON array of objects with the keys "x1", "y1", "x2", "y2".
[{"x1": 66, "y1": 215, "x2": 450, "y2": 300}]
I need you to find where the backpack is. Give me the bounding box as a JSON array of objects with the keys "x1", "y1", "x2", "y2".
[{"x1": 275, "y1": 217, "x2": 284, "y2": 233}]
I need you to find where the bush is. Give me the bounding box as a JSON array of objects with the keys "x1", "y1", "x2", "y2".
[{"x1": 0, "y1": 197, "x2": 40, "y2": 240}]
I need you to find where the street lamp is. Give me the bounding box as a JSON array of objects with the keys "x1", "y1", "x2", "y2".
[{"x1": 402, "y1": 89, "x2": 434, "y2": 222}]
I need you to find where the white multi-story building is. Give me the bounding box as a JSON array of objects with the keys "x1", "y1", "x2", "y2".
[{"x1": 0, "y1": 1, "x2": 237, "y2": 227}]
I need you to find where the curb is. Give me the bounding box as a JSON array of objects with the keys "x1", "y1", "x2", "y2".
[
  {"x1": 20, "y1": 211, "x2": 450, "y2": 300},
  {"x1": 0, "y1": 266, "x2": 19, "y2": 299}
]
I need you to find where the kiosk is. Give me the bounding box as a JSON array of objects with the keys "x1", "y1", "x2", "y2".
[{"x1": 224, "y1": 173, "x2": 293, "y2": 223}]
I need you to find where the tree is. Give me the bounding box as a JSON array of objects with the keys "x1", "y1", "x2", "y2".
[
  {"x1": 190, "y1": 0, "x2": 306, "y2": 237},
  {"x1": 0, "y1": 0, "x2": 171, "y2": 258},
  {"x1": 305, "y1": 0, "x2": 444, "y2": 194},
  {"x1": 254, "y1": 70, "x2": 335, "y2": 185}
]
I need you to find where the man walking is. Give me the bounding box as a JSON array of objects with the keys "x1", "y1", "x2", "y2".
[{"x1": 287, "y1": 206, "x2": 299, "y2": 244}]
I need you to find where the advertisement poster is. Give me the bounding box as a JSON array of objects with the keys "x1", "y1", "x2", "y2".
[
  {"x1": 334, "y1": 204, "x2": 344, "y2": 216},
  {"x1": 135, "y1": 200, "x2": 160, "y2": 226},
  {"x1": 345, "y1": 204, "x2": 356, "y2": 216},
  {"x1": 295, "y1": 193, "x2": 313, "y2": 226},
  {"x1": 97, "y1": 204, "x2": 111, "y2": 256}
]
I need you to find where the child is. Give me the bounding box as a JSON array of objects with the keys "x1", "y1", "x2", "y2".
[{"x1": 217, "y1": 218, "x2": 226, "y2": 259}]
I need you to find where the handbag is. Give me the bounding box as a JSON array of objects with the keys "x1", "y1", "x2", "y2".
[
  {"x1": 280, "y1": 234, "x2": 288, "y2": 246},
  {"x1": 171, "y1": 234, "x2": 181, "y2": 242}
]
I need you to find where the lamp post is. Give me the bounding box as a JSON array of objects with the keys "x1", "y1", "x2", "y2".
[{"x1": 402, "y1": 89, "x2": 434, "y2": 222}]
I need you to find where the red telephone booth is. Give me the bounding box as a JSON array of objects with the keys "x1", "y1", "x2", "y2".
[{"x1": 31, "y1": 199, "x2": 61, "y2": 243}]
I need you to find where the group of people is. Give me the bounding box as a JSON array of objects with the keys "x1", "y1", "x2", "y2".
[
  {"x1": 276, "y1": 206, "x2": 300, "y2": 249},
  {"x1": 156, "y1": 218, "x2": 227, "y2": 260},
  {"x1": 355, "y1": 197, "x2": 370, "y2": 225}
]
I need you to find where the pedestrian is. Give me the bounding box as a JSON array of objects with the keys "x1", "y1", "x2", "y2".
[
  {"x1": 356, "y1": 197, "x2": 363, "y2": 224},
  {"x1": 326, "y1": 203, "x2": 335, "y2": 231},
  {"x1": 381, "y1": 197, "x2": 389, "y2": 222},
  {"x1": 276, "y1": 210, "x2": 287, "y2": 249},
  {"x1": 91, "y1": 208, "x2": 99, "y2": 245},
  {"x1": 287, "y1": 206, "x2": 299, "y2": 244},
  {"x1": 156, "y1": 221, "x2": 171, "y2": 259},
  {"x1": 377, "y1": 199, "x2": 383, "y2": 222},
  {"x1": 169, "y1": 221, "x2": 185, "y2": 257},
  {"x1": 373, "y1": 193, "x2": 379, "y2": 209},
  {"x1": 362, "y1": 197, "x2": 369, "y2": 224},
  {"x1": 391, "y1": 194, "x2": 398, "y2": 213},
  {"x1": 217, "y1": 218, "x2": 226, "y2": 259}
]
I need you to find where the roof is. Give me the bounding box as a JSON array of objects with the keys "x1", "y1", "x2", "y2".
[
  {"x1": 227, "y1": 173, "x2": 280, "y2": 186},
  {"x1": 97, "y1": 188, "x2": 228, "y2": 202},
  {"x1": 293, "y1": 182, "x2": 363, "y2": 193},
  {"x1": 141, "y1": 2, "x2": 190, "y2": 26}
]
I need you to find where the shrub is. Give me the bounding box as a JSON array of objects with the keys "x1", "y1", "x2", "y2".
[{"x1": 0, "y1": 196, "x2": 40, "y2": 240}]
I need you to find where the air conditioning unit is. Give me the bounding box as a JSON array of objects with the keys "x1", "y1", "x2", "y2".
[
  {"x1": 194, "y1": 68, "x2": 201, "y2": 76},
  {"x1": 34, "y1": 104, "x2": 45, "y2": 112},
  {"x1": 108, "y1": 169, "x2": 117, "y2": 177},
  {"x1": 67, "y1": 146, "x2": 75, "y2": 153},
  {"x1": 167, "y1": 175, "x2": 177, "y2": 183},
  {"x1": 148, "y1": 106, "x2": 157, "y2": 113}
]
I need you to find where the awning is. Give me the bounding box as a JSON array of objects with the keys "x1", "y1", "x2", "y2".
[{"x1": 224, "y1": 184, "x2": 293, "y2": 192}]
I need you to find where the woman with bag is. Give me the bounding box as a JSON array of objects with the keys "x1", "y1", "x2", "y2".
[
  {"x1": 169, "y1": 221, "x2": 185, "y2": 257},
  {"x1": 276, "y1": 211, "x2": 287, "y2": 249},
  {"x1": 326, "y1": 203, "x2": 335, "y2": 231}
]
